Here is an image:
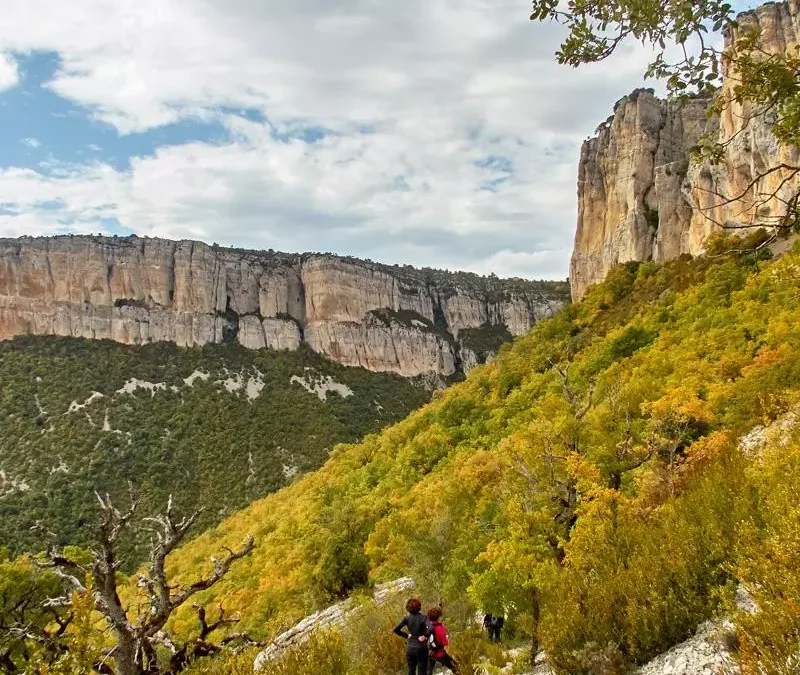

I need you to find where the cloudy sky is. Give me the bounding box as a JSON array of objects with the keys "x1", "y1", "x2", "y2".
[{"x1": 0, "y1": 0, "x2": 759, "y2": 279}]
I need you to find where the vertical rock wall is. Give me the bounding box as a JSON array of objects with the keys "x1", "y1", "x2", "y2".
[
  {"x1": 571, "y1": 90, "x2": 711, "y2": 300},
  {"x1": 0, "y1": 236, "x2": 569, "y2": 379},
  {"x1": 570, "y1": 0, "x2": 800, "y2": 301}
]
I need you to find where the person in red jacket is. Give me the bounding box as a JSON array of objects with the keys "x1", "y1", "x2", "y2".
[{"x1": 426, "y1": 607, "x2": 460, "y2": 674}]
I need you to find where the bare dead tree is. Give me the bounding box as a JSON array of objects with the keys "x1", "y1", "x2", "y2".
[
  {"x1": 607, "y1": 413, "x2": 655, "y2": 490},
  {"x1": 154, "y1": 604, "x2": 263, "y2": 674},
  {"x1": 40, "y1": 493, "x2": 257, "y2": 675},
  {"x1": 0, "y1": 550, "x2": 74, "y2": 672},
  {"x1": 547, "y1": 358, "x2": 594, "y2": 422}
]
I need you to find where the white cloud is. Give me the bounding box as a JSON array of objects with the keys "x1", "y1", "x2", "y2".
[
  {"x1": 0, "y1": 0, "x2": 662, "y2": 278},
  {"x1": 0, "y1": 52, "x2": 18, "y2": 90},
  {"x1": 471, "y1": 249, "x2": 572, "y2": 280},
  {"x1": 21, "y1": 137, "x2": 42, "y2": 149}
]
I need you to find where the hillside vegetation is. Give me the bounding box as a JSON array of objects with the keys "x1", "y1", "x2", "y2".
[
  {"x1": 0, "y1": 338, "x2": 429, "y2": 563},
  {"x1": 156, "y1": 235, "x2": 800, "y2": 673},
  {"x1": 6, "y1": 236, "x2": 800, "y2": 674}
]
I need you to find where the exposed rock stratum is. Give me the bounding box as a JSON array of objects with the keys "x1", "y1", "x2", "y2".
[{"x1": 0, "y1": 236, "x2": 568, "y2": 378}]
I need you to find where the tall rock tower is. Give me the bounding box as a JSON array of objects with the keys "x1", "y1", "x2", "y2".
[{"x1": 570, "y1": 0, "x2": 800, "y2": 301}]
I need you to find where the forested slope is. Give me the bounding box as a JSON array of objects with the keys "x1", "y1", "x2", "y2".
[
  {"x1": 0, "y1": 338, "x2": 429, "y2": 562},
  {"x1": 161, "y1": 234, "x2": 800, "y2": 673}
]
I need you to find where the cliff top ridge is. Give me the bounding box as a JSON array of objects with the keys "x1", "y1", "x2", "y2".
[{"x1": 0, "y1": 233, "x2": 570, "y2": 299}]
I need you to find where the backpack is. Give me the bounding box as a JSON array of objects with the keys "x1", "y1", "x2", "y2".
[
  {"x1": 428, "y1": 623, "x2": 447, "y2": 654},
  {"x1": 426, "y1": 619, "x2": 437, "y2": 651}
]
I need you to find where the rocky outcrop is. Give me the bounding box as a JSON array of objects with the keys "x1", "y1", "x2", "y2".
[
  {"x1": 633, "y1": 621, "x2": 739, "y2": 675},
  {"x1": 522, "y1": 618, "x2": 742, "y2": 675},
  {"x1": 571, "y1": 0, "x2": 800, "y2": 300},
  {"x1": 0, "y1": 236, "x2": 569, "y2": 379},
  {"x1": 572, "y1": 90, "x2": 711, "y2": 300},
  {"x1": 253, "y1": 577, "x2": 416, "y2": 670},
  {"x1": 305, "y1": 313, "x2": 458, "y2": 377}
]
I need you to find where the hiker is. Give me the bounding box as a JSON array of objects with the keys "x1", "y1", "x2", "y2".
[
  {"x1": 394, "y1": 598, "x2": 430, "y2": 675},
  {"x1": 489, "y1": 614, "x2": 504, "y2": 642},
  {"x1": 427, "y1": 607, "x2": 459, "y2": 674}
]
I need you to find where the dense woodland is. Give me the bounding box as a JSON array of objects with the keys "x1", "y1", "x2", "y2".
[
  {"x1": 0, "y1": 338, "x2": 429, "y2": 563},
  {"x1": 4, "y1": 232, "x2": 799, "y2": 674}
]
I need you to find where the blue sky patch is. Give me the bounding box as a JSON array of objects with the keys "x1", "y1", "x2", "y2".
[
  {"x1": 0, "y1": 52, "x2": 236, "y2": 172},
  {"x1": 270, "y1": 122, "x2": 336, "y2": 144},
  {"x1": 476, "y1": 155, "x2": 514, "y2": 192}
]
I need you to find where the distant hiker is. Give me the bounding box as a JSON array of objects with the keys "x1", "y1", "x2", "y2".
[
  {"x1": 482, "y1": 613, "x2": 493, "y2": 636},
  {"x1": 427, "y1": 607, "x2": 459, "y2": 674},
  {"x1": 394, "y1": 598, "x2": 430, "y2": 675},
  {"x1": 489, "y1": 615, "x2": 504, "y2": 642}
]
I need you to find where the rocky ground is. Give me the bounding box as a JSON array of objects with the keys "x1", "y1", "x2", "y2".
[
  {"x1": 492, "y1": 621, "x2": 738, "y2": 675},
  {"x1": 633, "y1": 621, "x2": 738, "y2": 675}
]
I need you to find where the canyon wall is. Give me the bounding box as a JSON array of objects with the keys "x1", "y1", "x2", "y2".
[
  {"x1": 0, "y1": 236, "x2": 568, "y2": 379},
  {"x1": 571, "y1": 0, "x2": 800, "y2": 300}
]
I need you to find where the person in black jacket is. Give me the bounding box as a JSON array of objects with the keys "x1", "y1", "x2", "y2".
[
  {"x1": 394, "y1": 598, "x2": 430, "y2": 675},
  {"x1": 489, "y1": 615, "x2": 504, "y2": 642}
]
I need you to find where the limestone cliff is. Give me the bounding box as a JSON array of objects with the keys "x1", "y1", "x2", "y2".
[
  {"x1": 572, "y1": 89, "x2": 711, "y2": 300},
  {"x1": 571, "y1": 0, "x2": 800, "y2": 300},
  {"x1": 0, "y1": 236, "x2": 569, "y2": 378}
]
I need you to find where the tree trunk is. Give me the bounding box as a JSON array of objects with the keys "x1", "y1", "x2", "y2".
[
  {"x1": 531, "y1": 587, "x2": 541, "y2": 666},
  {"x1": 112, "y1": 632, "x2": 143, "y2": 675}
]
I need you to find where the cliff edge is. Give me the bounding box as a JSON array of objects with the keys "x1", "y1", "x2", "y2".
[{"x1": 0, "y1": 235, "x2": 569, "y2": 379}]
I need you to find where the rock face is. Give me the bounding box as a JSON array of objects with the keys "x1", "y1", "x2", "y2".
[
  {"x1": 572, "y1": 90, "x2": 712, "y2": 300},
  {"x1": 571, "y1": 0, "x2": 800, "y2": 300},
  {"x1": 0, "y1": 236, "x2": 568, "y2": 378}
]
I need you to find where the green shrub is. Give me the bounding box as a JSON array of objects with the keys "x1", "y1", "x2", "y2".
[
  {"x1": 342, "y1": 603, "x2": 408, "y2": 675},
  {"x1": 257, "y1": 631, "x2": 350, "y2": 675},
  {"x1": 540, "y1": 448, "x2": 748, "y2": 673},
  {"x1": 183, "y1": 650, "x2": 259, "y2": 675},
  {"x1": 447, "y1": 629, "x2": 507, "y2": 674},
  {"x1": 733, "y1": 433, "x2": 800, "y2": 673}
]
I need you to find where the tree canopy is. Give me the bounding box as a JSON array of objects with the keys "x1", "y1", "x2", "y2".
[
  {"x1": 530, "y1": 0, "x2": 735, "y2": 95},
  {"x1": 0, "y1": 338, "x2": 429, "y2": 565}
]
